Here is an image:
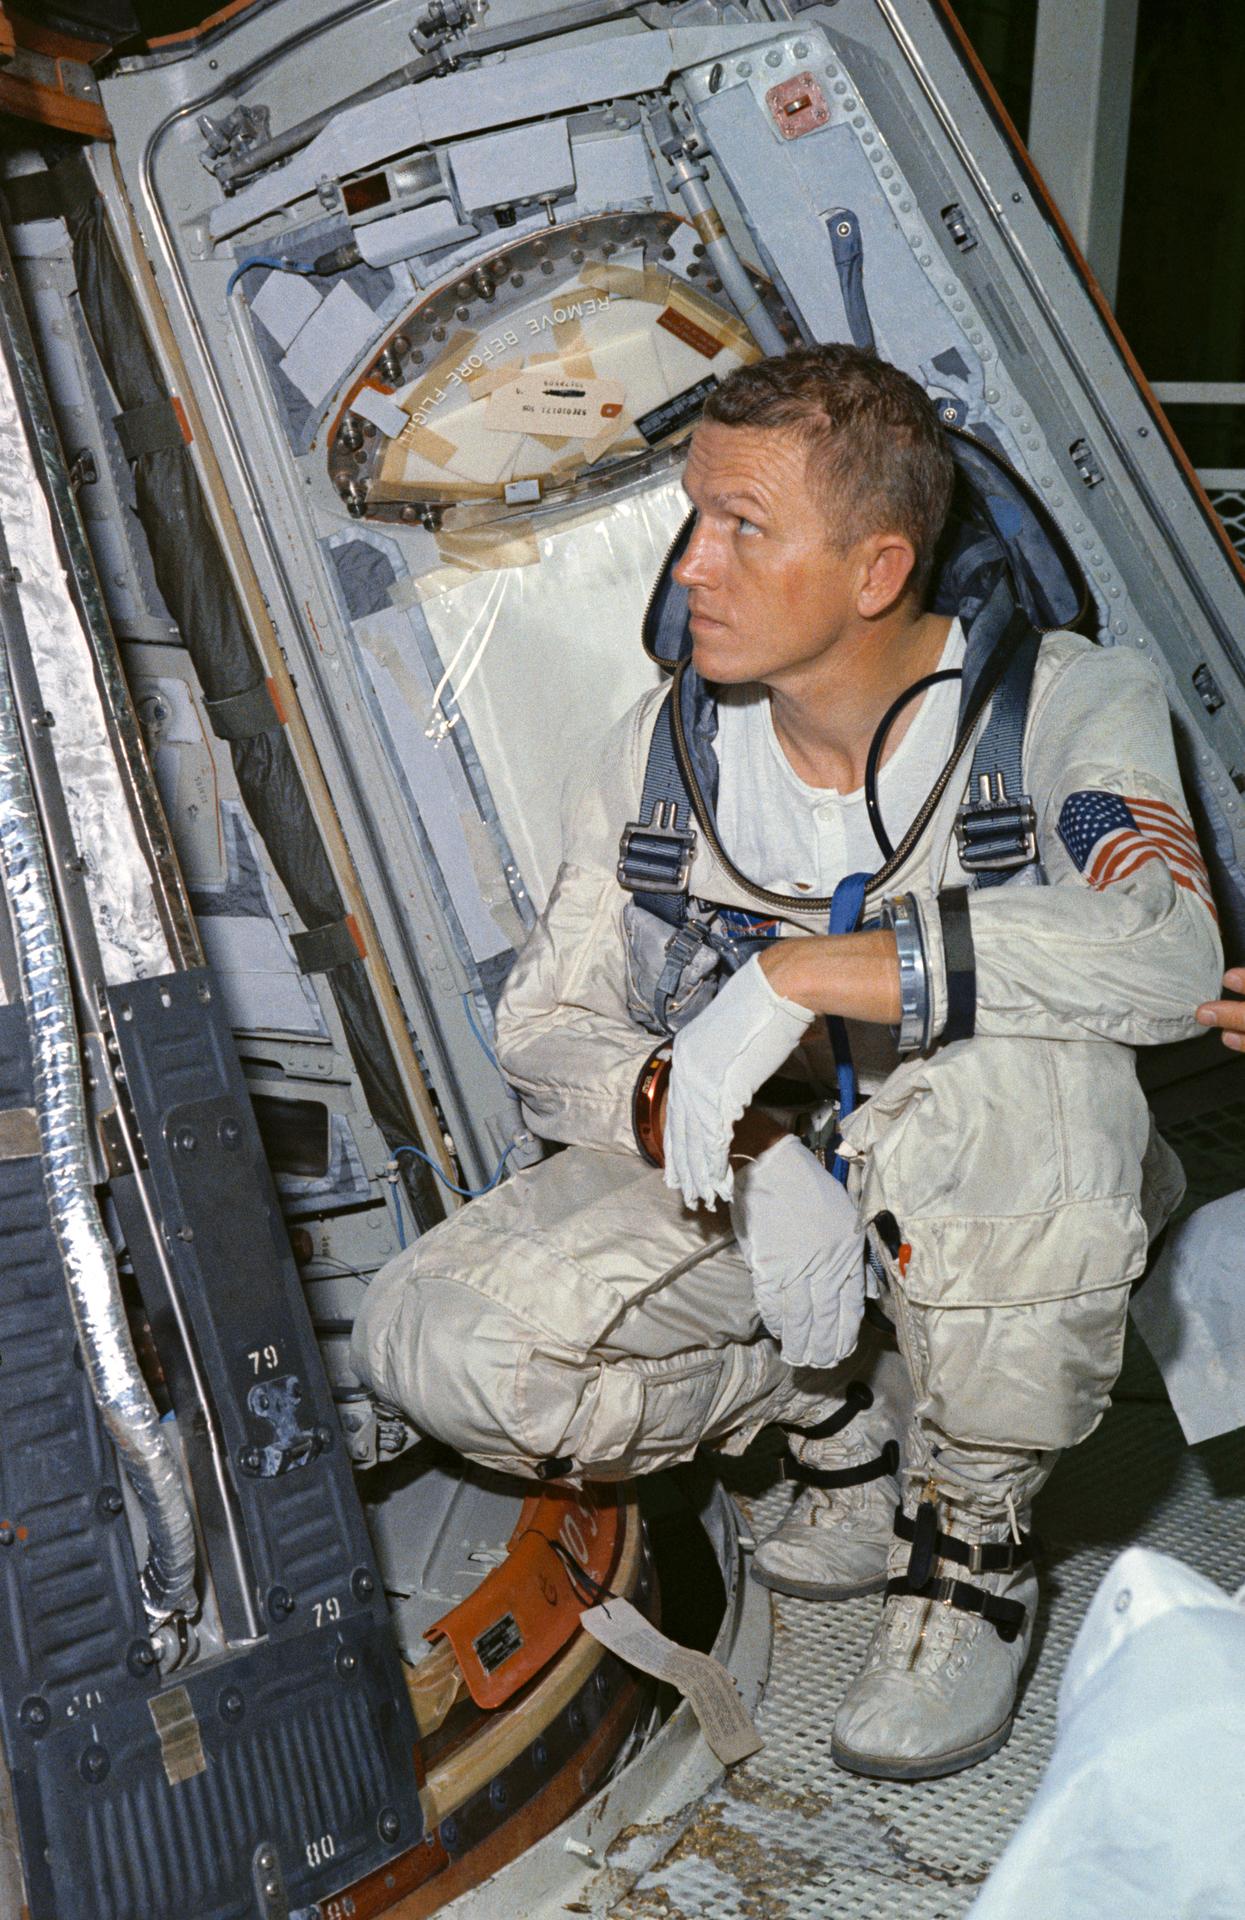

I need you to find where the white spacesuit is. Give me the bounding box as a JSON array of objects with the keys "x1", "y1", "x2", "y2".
[{"x1": 353, "y1": 354, "x2": 1223, "y2": 1781}]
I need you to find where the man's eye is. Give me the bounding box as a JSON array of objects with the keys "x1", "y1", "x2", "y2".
[{"x1": 736, "y1": 515, "x2": 761, "y2": 536}]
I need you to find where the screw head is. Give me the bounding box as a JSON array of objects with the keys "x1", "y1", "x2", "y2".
[
  {"x1": 219, "y1": 1686, "x2": 245, "y2": 1722},
  {"x1": 0, "y1": 1523, "x2": 14, "y2": 1547},
  {"x1": 267, "y1": 1585, "x2": 295, "y2": 1621},
  {"x1": 19, "y1": 1696, "x2": 49, "y2": 1735},
  {"x1": 173, "y1": 1128, "x2": 197, "y2": 1154},
  {"x1": 335, "y1": 1647, "x2": 358, "y2": 1679},
  {"x1": 80, "y1": 1744, "x2": 110, "y2": 1784},
  {"x1": 377, "y1": 1807, "x2": 400, "y2": 1844},
  {"x1": 127, "y1": 1639, "x2": 157, "y2": 1677},
  {"x1": 96, "y1": 1486, "x2": 124, "y2": 1519},
  {"x1": 351, "y1": 1567, "x2": 375, "y2": 1602},
  {"x1": 218, "y1": 1118, "x2": 241, "y2": 1149},
  {"x1": 239, "y1": 1445, "x2": 262, "y2": 1474}
]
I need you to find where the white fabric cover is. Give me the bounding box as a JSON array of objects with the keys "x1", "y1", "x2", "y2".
[{"x1": 969, "y1": 1547, "x2": 1245, "y2": 1920}]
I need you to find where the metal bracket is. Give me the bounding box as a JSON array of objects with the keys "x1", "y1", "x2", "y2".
[{"x1": 252, "y1": 1839, "x2": 289, "y2": 1920}]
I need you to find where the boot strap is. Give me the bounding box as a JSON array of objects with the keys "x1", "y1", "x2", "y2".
[
  {"x1": 883, "y1": 1572, "x2": 1026, "y2": 1644},
  {"x1": 790, "y1": 1379, "x2": 872, "y2": 1441},
  {"x1": 894, "y1": 1500, "x2": 1033, "y2": 1576},
  {"x1": 788, "y1": 1438, "x2": 899, "y2": 1491}
]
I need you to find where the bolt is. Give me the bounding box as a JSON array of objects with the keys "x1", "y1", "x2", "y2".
[
  {"x1": 255, "y1": 1845, "x2": 276, "y2": 1872},
  {"x1": 174, "y1": 1128, "x2": 196, "y2": 1154},
  {"x1": 19, "y1": 1697, "x2": 49, "y2": 1735},
  {"x1": 218, "y1": 1117, "x2": 241, "y2": 1149},
  {"x1": 351, "y1": 1567, "x2": 375, "y2": 1602},
  {"x1": 239, "y1": 1445, "x2": 262, "y2": 1473},
  {"x1": 335, "y1": 1647, "x2": 358, "y2": 1679},
  {"x1": 314, "y1": 1423, "x2": 335, "y2": 1453},
  {"x1": 263, "y1": 1881, "x2": 280, "y2": 1901},
  {"x1": 267, "y1": 1585, "x2": 295, "y2": 1620},
  {"x1": 127, "y1": 1639, "x2": 157, "y2": 1677},
  {"x1": 489, "y1": 1779, "x2": 508, "y2": 1810},
  {"x1": 96, "y1": 1487, "x2": 124, "y2": 1519},
  {"x1": 80, "y1": 1744, "x2": 110, "y2": 1784},
  {"x1": 378, "y1": 1807, "x2": 400, "y2": 1844},
  {"x1": 0, "y1": 1523, "x2": 13, "y2": 1547},
  {"x1": 219, "y1": 1686, "x2": 245, "y2": 1722}
]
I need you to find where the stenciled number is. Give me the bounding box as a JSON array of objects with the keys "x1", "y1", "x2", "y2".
[
  {"x1": 248, "y1": 1344, "x2": 280, "y2": 1374},
  {"x1": 313, "y1": 1596, "x2": 342, "y2": 1629}
]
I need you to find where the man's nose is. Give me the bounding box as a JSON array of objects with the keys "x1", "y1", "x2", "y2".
[{"x1": 672, "y1": 517, "x2": 717, "y2": 588}]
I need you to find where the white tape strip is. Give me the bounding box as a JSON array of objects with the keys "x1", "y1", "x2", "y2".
[{"x1": 580, "y1": 1597, "x2": 763, "y2": 1766}]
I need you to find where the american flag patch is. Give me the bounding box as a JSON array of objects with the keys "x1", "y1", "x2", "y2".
[{"x1": 1058, "y1": 789, "x2": 1217, "y2": 919}]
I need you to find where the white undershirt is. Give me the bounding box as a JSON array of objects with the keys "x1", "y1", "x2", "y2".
[{"x1": 713, "y1": 619, "x2": 966, "y2": 895}]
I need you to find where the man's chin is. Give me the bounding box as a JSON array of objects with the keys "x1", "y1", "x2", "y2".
[{"x1": 690, "y1": 632, "x2": 759, "y2": 684}]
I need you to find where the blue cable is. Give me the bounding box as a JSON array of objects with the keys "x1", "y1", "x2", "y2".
[
  {"x1": 385, "y1": 1175, "x2": 407, "y2": 1250},
  {"x1": 393, "y1": 1139, "x2": 517, "y2": 1200},
  {"x1": 461, "y1": 990, "x2": 500, "y2": 1069},
  {"x1": 226, "y1": 255, "x2": 318, "y2": 298}
]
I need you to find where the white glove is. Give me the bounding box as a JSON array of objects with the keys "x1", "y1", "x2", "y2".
[
  {"x1": 663, "y1": 953, "x2": 814, "y2": 1208},
  {"x1": 731, "y1": 1135, "x2": 866, "y2": 1369}
]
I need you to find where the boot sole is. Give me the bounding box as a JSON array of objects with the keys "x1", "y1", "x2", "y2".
[
  {"x1": 831, "y1": 1714, "x2": 1013, "y2": 1781},
  {"x1": 751, "y1": 1566, "x2": 889, "y2": 1602}
]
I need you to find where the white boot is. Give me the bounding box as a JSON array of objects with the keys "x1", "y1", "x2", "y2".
[
  {"x1": 831, "y1": 1443, "x2": 1048, "y2": 1780},
  {"x1": 752, "y1": 1335, "x2": 912, "y2": 1602}
]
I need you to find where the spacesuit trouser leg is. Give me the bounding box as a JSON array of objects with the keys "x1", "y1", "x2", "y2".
[
  {"x1": 827, "y1": 1034, "x2": 1179, "y2": 1779},
  {"x1": 350, "y1": 1144, "x2": 853, "y2": 1483}
]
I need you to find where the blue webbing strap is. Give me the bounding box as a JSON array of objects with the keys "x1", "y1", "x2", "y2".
[
  {"x1": 957, "y1": 620, "x2": 1043, "y2": 888},
  {"x1": 826, "y1": 870, "x2": 872, "y2": 1185},
  {"x1": 618, "y1": 692, "x2": 695, "y2": 928},
  {"x1": 826, "y1": 209, "x2": 876, "y2": 352}
]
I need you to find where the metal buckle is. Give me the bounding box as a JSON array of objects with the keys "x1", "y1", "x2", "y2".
[
  {"x1": 617, "y1": 801, "x2": 696, "y2": 896},
  {"x1": 954, "y1": 771, "x2": 1038, "y2": 872}
]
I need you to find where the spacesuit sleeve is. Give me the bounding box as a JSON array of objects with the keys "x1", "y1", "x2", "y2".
[
  {"x1": 493, "y1": 694, "x2": 661, "y2": 1152},
  {"x1": 917, "y1": 642, "x2": 1225, "y2": 1047}
]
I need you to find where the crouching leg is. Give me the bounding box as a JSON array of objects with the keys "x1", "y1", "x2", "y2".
[
  {"x1": 831, "y1": 1034, "x2": 1181, "y2": 1779},
  {"x1": 350, "y1": 1145, "x2": 836, "y2": 1482}
]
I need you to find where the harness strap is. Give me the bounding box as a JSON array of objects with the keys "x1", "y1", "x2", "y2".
[
  {"x1": 789, "y1": 1379, "x2": 872, "y2": 1439},
  {"x1": 957, "y1": 620, "x2": 1043, "y2": 885},
  {"x1": 826, "y1": 208, "x2": 876, "y2": 352},
  {"x1": 616, "y1": 692, "x2": 694, "y2": 927},
  {"x1": 826, "y1": 870, "x2": 871, "y2": 1184},
  {"x1": 789, "y1": 1438, "x2": 899, "y2": 1491},
  {"x1": 883, "y1": 1573, "x2": 1027, "y2": 1643},
  {"x1": 895, "y1": 1499, "x2": 1034, "y2": 1575}
]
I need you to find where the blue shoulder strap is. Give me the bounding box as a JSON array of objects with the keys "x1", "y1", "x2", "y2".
[
  {"x1": 955, "y1": 620, "x2": 1043, "y2": 888},
  {"x1": 616, "y1": 690, "x2": 695, "y2": 928}
]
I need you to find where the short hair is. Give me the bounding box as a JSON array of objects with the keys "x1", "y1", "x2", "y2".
[{"x1": 702, "y1": 345, "x2": 955, "y2": 603}]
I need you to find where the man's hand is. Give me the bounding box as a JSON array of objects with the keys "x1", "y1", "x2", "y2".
[
  {"x1": 663, "y1": 955, "x2": 814, "y2": 1207},
  {"x1": 1196, "y1": 968, "x2": 1245, "y2": 1051},
  {"x1": 731, "y1": 1136, "x2": 865, "y2": 1368}
]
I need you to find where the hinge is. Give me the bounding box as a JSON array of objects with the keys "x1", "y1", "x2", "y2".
[
  {"x1": 941, "y1": 203, "x2": 978, "y2": 252},
  {"x1": 1069, "y1": 437, "x2": 1103, "y2": 487}
]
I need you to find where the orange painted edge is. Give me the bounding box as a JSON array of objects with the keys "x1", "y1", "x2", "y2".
[
  {"x1": 935, "y1": 0, "x2": 1245, "y2": 589},
  {"x1": 423, "y1": 1483, "x2": 621, "y2": 1710},
  {"x1": 0, "y1": 67, "x2": 109, "y2": 139},
  {"x1": 343, "y1": 912, "x2": 368, "y2": 960},
  {"x1": 264, "y1": 675, "x2": 288, "y2": 726},
  {"x1": 3, "y1": 9, "x2": 108, "y2": 61},
  {"x1": 147, "y1": 0, "x2": 263, "y2": 49}
]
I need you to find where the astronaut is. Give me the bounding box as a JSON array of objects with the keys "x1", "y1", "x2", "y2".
[{"x1": 353, "y1": 346, "x2": 1223, "y2": 1780}]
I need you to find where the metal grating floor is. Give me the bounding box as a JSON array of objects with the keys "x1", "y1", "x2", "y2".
[{"x1": 607, "y1": 1329, "x2": 1245, "y2": 1919}]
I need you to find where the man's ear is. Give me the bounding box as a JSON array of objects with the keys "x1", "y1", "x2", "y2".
[{"x1": 857, "y1": 533, "x2": 917, "y2": 618}]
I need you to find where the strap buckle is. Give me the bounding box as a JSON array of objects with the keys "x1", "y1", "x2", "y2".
[
  {"x1": 617, "y1": 801, "x2": 696, "y2": 897},
  {"x1": 954, "y1": 770, "x2": 1038, "y2": 873}
]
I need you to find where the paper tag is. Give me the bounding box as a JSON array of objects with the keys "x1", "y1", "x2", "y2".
[
  {"x1": 484, "y1": 370, "x2": 626, "y2": 438},
  {"x1": 579, "y1": 1598, "x2": 763, "y2": 1765}
]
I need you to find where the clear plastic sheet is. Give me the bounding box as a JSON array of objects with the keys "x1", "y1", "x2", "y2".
[{"x1": 421, "y1": 478, "x2": 687, "y2": 906}]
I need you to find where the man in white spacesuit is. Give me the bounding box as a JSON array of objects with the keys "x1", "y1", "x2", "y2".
[{"x1": 353, "y1": 346, "x2": 1223, "y2": 1780}]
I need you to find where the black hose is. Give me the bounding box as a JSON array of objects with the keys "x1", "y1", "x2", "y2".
[{"x1": 863, "y1": 669, "x2": 963, "y2": 862}]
